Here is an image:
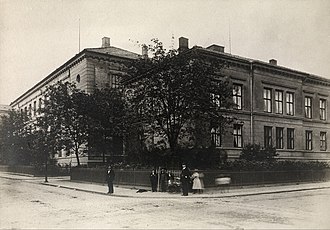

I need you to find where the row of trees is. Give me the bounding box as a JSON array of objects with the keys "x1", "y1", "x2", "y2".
[
  {"x1": 0, "y1": 39, "x2": 235, "y2": 169},
  {"x1": 0, "y1": 83, "x2": 127, "y2": 167}
]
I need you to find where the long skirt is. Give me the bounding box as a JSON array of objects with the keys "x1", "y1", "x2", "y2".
[{"x1": 192, "y1": 178, "x2": 202, "y2": 190}]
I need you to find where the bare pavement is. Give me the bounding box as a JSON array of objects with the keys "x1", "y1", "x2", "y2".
[{"x1": 1, "y1": 171, "x2": 330, "y2": 199}]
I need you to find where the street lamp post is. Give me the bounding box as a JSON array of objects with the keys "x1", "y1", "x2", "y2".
[
  {"x1": 43, "y1": 126, "x2": 51, "y2": 183},
  {"x1": 44, "y1": 142, "x2": 48, "y2": 183},
  {"x1": 44, "y1": 152, "x2": 48, "y2": 182}
]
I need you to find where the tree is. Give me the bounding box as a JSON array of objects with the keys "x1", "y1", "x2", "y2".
[
  {"x1": 86, "y1": 87, "x2": 128, "y2": 164},
  {"x1": 127, "y1": 39, "x2": 234, "y2": 162},
  {"x1": 37, "y1": 81, "x2": 90, "y2": 166},
  {"x1": 0, "y1": 110, "x2": 34, "y2": 165}
]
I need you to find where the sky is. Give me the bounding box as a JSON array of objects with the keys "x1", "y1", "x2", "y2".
[{"x1": 0, "y1": 0, "x2": 329, "y2": 105}]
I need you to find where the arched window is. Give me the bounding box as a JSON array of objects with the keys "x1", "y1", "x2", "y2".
[
  {"x1": 38, "y1": 98, "x2": 42, "y2": 114},
  {"x1": 76, "y1": 74, "x2": 81, "y2": 83}
]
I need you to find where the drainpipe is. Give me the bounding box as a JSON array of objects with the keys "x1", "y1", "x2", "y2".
[{"x1": 250, "y1": 62, "x2": 254, "y2": 144}]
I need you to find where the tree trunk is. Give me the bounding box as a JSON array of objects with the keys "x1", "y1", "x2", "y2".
[{"x1": 75, "y1": 144, "x2": 80, "y2": 166}]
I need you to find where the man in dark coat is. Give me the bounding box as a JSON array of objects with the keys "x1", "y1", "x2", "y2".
[
  {"x1": 180, "y1": 164, "x2": 191, "y2": 196},
  {"x1": 159, "y1": 168, "x2": 169, "y2": 192},
  {"x1": 105, "y1": 165, "x2": 115, "y2": 194},
  {"x1": 149, "y1": 169, "x2": 158, "y2": 192}
]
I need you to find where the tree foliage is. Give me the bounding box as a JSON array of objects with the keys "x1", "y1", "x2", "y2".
[
  {"x1": 127, "y1": 39, "x2": 234, "y2": 158},
  {"x1": 0, "y1": 110, "x2": 35, "y2": 165},
  {"x1": 239, "y1": 143, "x2": 278, "y2": 162},
  {"x1": 37, "y1": 81, "x2": 91, "y2": 166},
  {"x1": 86, "y1": 87, "x2": 128, "y2": 164}
]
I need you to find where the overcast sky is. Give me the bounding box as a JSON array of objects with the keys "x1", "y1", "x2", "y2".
[{"x1": 1, "y1": 0, "x2": 329, "y2": 105}]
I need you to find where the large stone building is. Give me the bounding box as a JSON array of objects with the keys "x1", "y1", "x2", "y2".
[
  {"x1": 187, "y1": 38, "x2": 330, "y2": 161},
  {"x1": 10, "y1": 36, "x2": 330, "y2": 165},
  {"x1": 10, "y1": 37, "x2": 140, "y2": 165}
]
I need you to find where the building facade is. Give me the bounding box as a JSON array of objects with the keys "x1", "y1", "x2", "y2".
[
  {"x1": 191, "y1": 40, "x2": 330, "y2": 161},
  {"x1": 10, "y1": 37, "x2": 140, "y2": 165},
  {"x1": 10, "y1": 36, "x2": 330, "y2": 165}
]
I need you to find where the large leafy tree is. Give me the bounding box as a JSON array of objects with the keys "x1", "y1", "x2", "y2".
[
  {"x1": 127, "y1": 39, "x2": 234, "y2": 160},
  {"x1": 0, "y1": 110, "x2": 35, "y2": 165},
  {"x1": 37, "y1": 81, "x2": 90, "y2": 166}
]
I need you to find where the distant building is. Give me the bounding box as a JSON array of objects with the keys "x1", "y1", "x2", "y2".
[
  {"x1": 0, "y1": 104, "x2": 11, "y2": 122},
  {"x1": 10, "y1": 36, "x2": 330, "y2": 165}
]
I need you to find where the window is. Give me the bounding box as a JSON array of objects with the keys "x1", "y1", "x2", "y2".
[
  {"x1": 233, "y1": 84, "x2": 242, "y2": 110},
  {"x1": 110, "y1": 74, "x2": 120, "y2": 88},
  {"x1": 33, "y1": 101, "x2": 37, "y2": 116},
  {"x1": 320, "y1": 99, "x2": 326, "y2": 120},
  {"x1": 276, "y1": 127, "x2": 284, "y2": 149},
  {"x1": 211, "y1": 127, "x2": 221, "y2": 147},
  {"x1": 286, "y1": 92, "x2": 294, "y2": 115},
  {"x1": 305, "y1": 131, "x2": 313, "y2": 150},
  {"x1": 320, "y1": 132, "x2": 327, "y2": 151},
  {"x1": 287, "y1": 128, "x2": 295, "y2": 149},
  {"x1": 263, "y1": 88, "x2": 272, "y2": 113},
  {"x1": 76, "y1": 74, "x2": 81, "y2": 83},
  {"x1": 233, "y1": 124, "x2": 243, "y2": 148},
  {"x1": 28, "y1": 104, "x2": 32, "y2": 116},
  {"x1": 211, "y1": 93, "x2": 221, "y2": 107},
  {"x1": 305, "y1": 97, "x2": 312, "y2": 118},
  {"x1": 38, "y1": 98, "x2": 42, "y2": 114},
  {"x1": 264, "y1": 126, "x2": 273, "y2": 148},
  {"x1": 275, "y1": 90, "x2": 283, "y2": 114}
]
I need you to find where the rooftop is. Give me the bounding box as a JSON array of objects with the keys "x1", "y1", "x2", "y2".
[{"x1": 86, "y1": 46, "x2": 140, "y2": 59}]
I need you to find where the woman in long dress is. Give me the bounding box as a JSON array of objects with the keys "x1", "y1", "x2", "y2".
[{"x1": 191, "y1": 169, "x2": 203, "y2": 194}]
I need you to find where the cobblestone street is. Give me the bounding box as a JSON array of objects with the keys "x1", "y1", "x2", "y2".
[{"x1": 1, "y1": 174, "x2": 329, "y2": 229}]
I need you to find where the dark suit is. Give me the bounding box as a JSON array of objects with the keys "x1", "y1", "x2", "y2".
[
  {"x1": 180, "y1": 167, "x2": 191, "y2": 196},
  {"x1": 106, "y1": 168, "x2": 115, "y2": 194},
  {"x1": 150, "y1": 172, "x2": 158, "y2": 192}
]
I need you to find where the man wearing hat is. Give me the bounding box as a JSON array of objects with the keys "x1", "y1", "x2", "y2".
[
  {"x1": 105, "y1": 165, "x2": 115, "y2": 194},
  {"x1": 180, "y1": 164, "x2": 191, "y2": 196}
]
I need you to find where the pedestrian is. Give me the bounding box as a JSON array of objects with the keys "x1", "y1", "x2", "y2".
[
  {"x1": 199, "y1": 171, "x2": 205, "y2": 193},
  {"x1": 180, "y1": 164, "x2": 191, "y2": 196},
  {"x1": 191, "y1": 169, "x2": 204, "y2": 194},
  {"x1": 105, "y1": 165, "x2": 115, "y2": 194},
  {"x1": 215, "y1": 174, "x2": 231, "y2": 193},
  {"x1": 149, "y1": 169, "x2": 158, "y2": 192},
  {"x1": 159, "y1": 168, "x2": 169, "y2": 192}
]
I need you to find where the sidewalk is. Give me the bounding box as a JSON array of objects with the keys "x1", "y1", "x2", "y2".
[{"x1": 1, "y1": 171, "x2": 330, "y2": 199}]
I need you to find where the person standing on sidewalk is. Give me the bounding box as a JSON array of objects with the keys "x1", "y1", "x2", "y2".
[
  {"x1": 160, "y1": 168, "x2": 169, "y2": 192},
  {"x1": 105, "y1": 165, "x2": 115, "y2": 194},
  {"x1": 191, "y1": 169, "x2": 203, "y2": 194},
  {"x1": 180, "y1": 164, "x2": 191, "y2": 196},
  {"x1": 149, "y1": 169, "x2": 158, "y2": 192}
]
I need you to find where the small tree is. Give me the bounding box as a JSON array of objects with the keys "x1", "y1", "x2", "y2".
[{"x1": 239, "y1": 143, "x2": 278, "y2": 161}]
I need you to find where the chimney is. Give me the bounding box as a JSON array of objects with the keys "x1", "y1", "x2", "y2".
[
  {"x1": 207, "y1": 44, "x2": 225, "y2": 53},
  {"x1": 178, "y1": 37, "x2": 189, "y2": 52},
  {"x1": 269, "y1": 59, "x2": 277, "y2": 65},
  {"x1": 102, "y1": 37, "x2": 110, "y2": 48},
  {"x1": 142, "y1": 45, "x2": 148, "y2": 59}
]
